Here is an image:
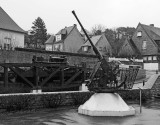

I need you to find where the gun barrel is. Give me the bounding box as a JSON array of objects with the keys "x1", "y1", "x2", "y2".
[{"x1": 72, "y1": 10, "x2": 102, "y2": 60}]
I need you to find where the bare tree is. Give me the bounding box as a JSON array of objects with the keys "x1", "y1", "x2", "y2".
[{"x1": 91, "y1": 24, "x2": 106, "y2": 35}]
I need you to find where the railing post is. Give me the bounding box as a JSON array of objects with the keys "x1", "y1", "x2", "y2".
[
  {"x1": 138, "y1": 87, "x2": 142, "y2": 113},
  {"x1": 82, "y1": 62, "x2": 86, "y2": 82},
  {"x1": 4, "y1": 66, "x2": 8, "y2": 88},
  {"x1": 34, "y1": 66, "x2": 39, "y2": 89}
]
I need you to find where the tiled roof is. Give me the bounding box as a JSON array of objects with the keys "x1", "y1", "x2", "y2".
[
  {"x1": 0, "y1": 7, "x2": 25, "y2": 33},
  {"x1": 45, "y1": 35, "x2": 55, "y2": 44},
  {"x1": 83, "y1": 35, "x2": 101, "y2": 46},
  {"x1": 56, "y1": 25, "x2": 74, "y2": 35},
  {"x1": 129, "y1": 38, "x2": 141, "y2": 55},
  {"x1": 141, "y1": 23, "x2": 160, "y2": 40}
]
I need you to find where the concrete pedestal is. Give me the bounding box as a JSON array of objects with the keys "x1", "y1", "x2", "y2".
[
  {"x1": 79, "y1": 83, "x2": 88, "y2": 91},
  {"x1": 78, "y1": 93, "x2": 135, "y2": 116}
]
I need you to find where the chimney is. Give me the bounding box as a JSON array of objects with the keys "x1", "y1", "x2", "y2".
[
  {"x1": 74, "y1": 24, "x2": 77, "y2": 27},
  {"x1": 150, "y1": 24, "x2": 154, "y2": 27}
]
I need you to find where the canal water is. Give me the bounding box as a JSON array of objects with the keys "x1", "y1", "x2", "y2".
[{"x1": 0, "y1": 98, "x2": 160, "y2": 125}]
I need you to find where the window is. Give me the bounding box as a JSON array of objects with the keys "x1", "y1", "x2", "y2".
[
  {"x1": 99, "y1": 47, "x2": 102, "y2": 51},
  {"x1": 83, "y1": 46, "x2": 88, "y2": 52},
  {"x1": 54, "y1": 44, "x2": 60, "y2": 50},
  {"x1": 4, "y1": 43, "x2": 10, "y2": 50},
  {"x1": 142, "y1": 41, "x2": 147, "y2": 50},
  {"x1": 56, "y1": 35, "x2": 61, "y2": 41},
  {"x1": 4, "y1": 37, "x2": 11, "y2": 50},
  {"x1": 148, "y1": 56, "x2": 152, "y2": 60},
  {"x1": 137, "y1": 31, "x2": 142, "y2": 37},
  {"x1": 153, "y1": 56, "x2": 157, "y2": 60},
  {"x1": 143, "y1": 57, "x2": 147, "y2": 61}
]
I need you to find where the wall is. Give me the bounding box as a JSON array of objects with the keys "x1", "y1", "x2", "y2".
[
  {"x1": 96, "y1": 34, "x2": 113, "y2": 56},
  {"x1": 0, "y1": 49, "x2": 98, "y2": 67},
  {"x1": 0, "y1": 29, "x2": 24, "y2": 49},
  {"x1": 64, "y1": 27, "x2": 84, "y2": 53},
  {"x1": 144, "y1": 63, "x2": 158, "y2": 70}
]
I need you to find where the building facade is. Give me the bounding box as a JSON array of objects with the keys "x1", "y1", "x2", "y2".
[
  {"x1": 45, "y1": 24, "x2": 84, "y2": 53},
  {"x1": 132, "y1": 23, "x2": 160, "y2": 70},
  {"x1": 79, "y1": 34, "x2": 113, "y2": 56},
  {"x1": 0, "y1": 7, "x2": 25, "y2": 50}
]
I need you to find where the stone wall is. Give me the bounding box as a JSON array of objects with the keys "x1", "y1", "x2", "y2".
[{"x1": 0, "y1": 50, "x2": 98, "y2": 67}]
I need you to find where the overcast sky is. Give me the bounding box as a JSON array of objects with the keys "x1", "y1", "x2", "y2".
[{"x1": 1, "y1": 0, "x2": 160, "y2": 34}]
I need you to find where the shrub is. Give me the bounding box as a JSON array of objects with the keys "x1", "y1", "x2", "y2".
[
  {"x1": 41, "y1": 94, "x2": 63, "y2": 108},
  {"x1": 0, "y1": 95, "x2": 34, "y2": 112}
]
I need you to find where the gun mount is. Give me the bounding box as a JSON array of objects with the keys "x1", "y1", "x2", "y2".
[{"x1": 72, "y1": 10, "x2": 139, "y2": 93}]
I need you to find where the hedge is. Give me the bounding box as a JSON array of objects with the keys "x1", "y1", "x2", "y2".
[{"x1": 0, "y1": 89, "x2": 151, "y2": 113}]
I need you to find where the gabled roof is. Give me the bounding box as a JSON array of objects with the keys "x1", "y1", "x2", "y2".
[
  {"x1": 54, "y1": 24, "x2": 76, "y2": 44},
  {"x1": 140, "y1": 23, "x2": 160, "y2": 48},
  {"x1": 118, "y1": 38, "x2": 141, "y2": 57},
  {"x1": 128, "y1": 38, "x2": 141, "y2": 55},
  {"x1": 45, "y1": 35, "x2": 55, "y2": 44},
  {"x1": 141, "y1": 23, "x2": 160, "y2": 37},
  {"x1": 0, "y1": 7, "x2": 25, "y2": 33},
  {"x1": 82, "y1": 35, "x2": 101, "y2": 46}
]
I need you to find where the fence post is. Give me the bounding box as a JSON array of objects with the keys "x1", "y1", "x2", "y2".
[
  {"x1": 82, "y1": 62, "x2": 86, "y2": 82},
  {"x1": 138, "y1": 87, "x2": 142, "y2": 113}
]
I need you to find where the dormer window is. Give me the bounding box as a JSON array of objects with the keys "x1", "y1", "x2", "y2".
[
  {"x1": 137, "y1": 31, "x2": 142, "y2": 37},
  {"x1": 99, "y1": 47, "x2": 103, "y2": 51},
  {"x1": 83, "y1": 46, "x2": 88, "y2": 52},
  {"x1": 56, "y1": 34, "x2": 61, "y2": 41}
]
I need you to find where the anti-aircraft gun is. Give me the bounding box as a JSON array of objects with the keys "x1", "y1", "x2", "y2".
[{"x1": 72, "y1": 10, "x2": 139, "y2": 93}]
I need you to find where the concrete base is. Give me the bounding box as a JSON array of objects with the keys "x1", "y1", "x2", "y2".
[
  {"x1": 79, "y1": 83, "x2": 88, "y2": 91},
  {"x1": 78, "y1": 93, "x2": 135, "y2": 116}
]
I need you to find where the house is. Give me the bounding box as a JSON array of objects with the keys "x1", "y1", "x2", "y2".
[
  {"x1": 45, "y1": 35, "x2": 55, "y2": 51},
  {"x1": 118, "y1": 38, "x2": 141, "y2": 58},
  {"x1": 0, "y1": 7, "x2": 25, "y2": 50},
  {"x1": 132, "y1": 23, "x2": 160, "y2": 70},
  {"x1": 45, "y1": 24, "x2": 84, "y2": 53},
  {"x1": 79, "y1": 34, "x2": 113, "y2": 56}
]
